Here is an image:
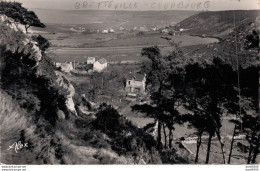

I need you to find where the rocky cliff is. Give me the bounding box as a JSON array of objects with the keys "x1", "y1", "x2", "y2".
[{"x1": 0, "y1": 14, "x2": 78, "y2": 117}]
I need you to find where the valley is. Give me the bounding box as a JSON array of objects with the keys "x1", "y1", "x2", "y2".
[
  {"x1": 34, "y1": 9, "x2": 259, "y2": 164},
  {"x1": 0, "y1": 2, "x2": 259, "y2": 165}
]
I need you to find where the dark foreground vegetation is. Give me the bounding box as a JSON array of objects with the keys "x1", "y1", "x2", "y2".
[
  {"x1": 134, "y1": 43, "x2": 259, "y2": 164},
  {"x1": 0, "y1": 2, "x2": 259, "y2": 164}
]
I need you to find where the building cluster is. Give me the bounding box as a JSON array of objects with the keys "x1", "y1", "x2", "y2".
[
  {"x1": 71, "y1": 25, "x2": 181, "y2": 35},
  {"x1": 55, "y1": 58, "x2": 147, "y2": 97},
  {"x1": 101, "y1": 28, "x2": 115, "y2": 34},
  {"x1": 55, "y1": 57, "x2": 108, "y2": 73},
  {"x1": 91, "y1": 58, "x2": 108, "y2": 72}
]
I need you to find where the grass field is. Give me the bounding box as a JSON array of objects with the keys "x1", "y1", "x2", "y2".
[
  {"x1": 29, "y1": 9, "x2": 218, "y2": 63},
  {"x1": 42, "y1": 32, "x2": 218, "y2": 63}
]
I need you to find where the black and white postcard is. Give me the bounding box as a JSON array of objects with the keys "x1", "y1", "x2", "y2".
[{"x1": 0, "y1": 0, "x2": 259, "y2": 169}]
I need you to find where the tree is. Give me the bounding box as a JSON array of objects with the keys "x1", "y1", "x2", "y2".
[
  {"x1": 32, "y1": 35, "x2": 51, "y2": 52},
  {"x1": 93, "y1": 103, "x2": 161, "y2": 163},
  {"x1": 226, "y1": 64, "x2": 259, "y2": 164},
  {"x1": 245, "y1": 30, "x2": 259, "y2": 50},
  {"x1": 132, "y1": 45, "x2": 188, "y2": 149},
  {"x1": 184, "y1": 112, "x2": 208, "y2": 163},
  {"x1": 134, "y1": 46, "x2": 165, "y2": 146},
  {"x1": 0, "y1": 2, "x2": 45, "y2": 33},
  {"x1": 184, "y1": 58, "x2": 237, "y2": 164},
  {"x1": 227, "y1": 119, "x2": 241, "y2": 164},
  {"x1": 22, "y1": 10, "x2": 45, "y2": 33},
  {"x1": 241, "y1": 112, "x2": 259, "y2": 164},
  {"x1": 94, "y1": 103, "x2": 124, "y2": 134}
]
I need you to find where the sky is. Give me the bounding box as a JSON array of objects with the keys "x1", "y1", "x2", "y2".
[{"x1": 11, "y1": 0, "x2": 260, "y2": 11}]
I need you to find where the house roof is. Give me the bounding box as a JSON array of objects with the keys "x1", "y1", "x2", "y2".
[
  {"x1": 97, "y1": 58, "x2": 107, "y2": 64},
  {"x1": 87, "y1": 57, "x2": 95, "y2": 60},
  {"x1": 127, "y1": 73, "x2": 145, "y2": 81}
]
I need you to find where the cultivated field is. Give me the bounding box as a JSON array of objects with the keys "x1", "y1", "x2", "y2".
[
  {"x1": 30, "y1": 9, "x2": 218, "y2": 63},
  {"x1": 40, "y1": 31, "x2": 219, "y2": 63}
]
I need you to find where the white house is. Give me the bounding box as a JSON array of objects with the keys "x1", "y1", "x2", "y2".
[
  {"x1": 125, "y1": 73, "x2": 146, "y2": 94},
  {"x1": 93, "y1": 58, "x2": 108, "y2": 72},
  {"x1": 151, "y1": 27, "x2": 158, "y2": 31},
  {"x1": 102, "y1": 29, "x2": 109, "y2": 34},
  {"x1": 108, "y1": 28, "x2": 115, "y2": 33},
  {"x1": 87, "y1": 57, "x2": 95, "y2": 64}
]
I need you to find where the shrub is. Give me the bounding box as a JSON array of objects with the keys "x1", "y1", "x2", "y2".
[{"x1": 92, "y1": 103, "x2": 161, "y2": 163}]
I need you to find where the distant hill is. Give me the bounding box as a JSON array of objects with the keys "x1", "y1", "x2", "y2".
[
  {"x1": 174, "y1": 10, "x2": 260, "y2": 37},
  {"x1": 31, "y1": 8, "x2": 198, "y2": 28},
  {"x1": 178, "y1": 10, "x2": 259, "y2": 68}
]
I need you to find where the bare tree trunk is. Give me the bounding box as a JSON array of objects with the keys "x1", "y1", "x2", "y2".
[
  {"x1": 169, "y1": 129, "x2": 173, "y2": 149},
  {"x1": 251, "y1": 133, "x2": 259, "y2": 164},
  {"x1": 247, "y1": 142, "x2": 253, "y2": 164},
  {"x1": 162, "y1": 123, "x2": 167, "y2": 149},
  {"x1": 25, "y1": 26, "x2": 28, "y2": 33},
  {"x1": 25, "y1": 25, "x2": 30, "y2": 33},
  {"x1": 195, "y1": 132, "x2": 202, "y2": 163},
  {"x1": 215, "y1": 129, "x2": 226, "y2": 164},
  {"x1": 157, "y1": 121, "x2": 162, "y2": 146},
  {"x1": 205, "y1": 133, "x2": 213, "y2": 164},
  {"x1": 228, "y1": 125, "x2": 237, "y2": 164},
  {"x1": 248, "y1": 131, "x2": 257, "y2": 164}
]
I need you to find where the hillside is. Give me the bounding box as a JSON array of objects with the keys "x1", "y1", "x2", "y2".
[
  {"x1": 31, "y1": 9, "x2": 198, "y2": 31},
  {"x1": 174, "y1": 10, "x2": 260, "y2": 38},
  {"x1": 175, "y1": 10, "x2": 259, "y2": 69},
  {"x1": 0, "y1": 15, "x2": 130, "y2": 164},
  {"x1": 32, "y1": 8, "x2": 198, "y2": 24}
]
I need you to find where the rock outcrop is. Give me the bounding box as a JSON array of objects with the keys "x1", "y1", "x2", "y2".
[
  {"x1": 55, "y1": 71, "x2": 77, "y2": 115},
  {"x1": 0, "y1": 14, "x2": 78, "y2": 117}
]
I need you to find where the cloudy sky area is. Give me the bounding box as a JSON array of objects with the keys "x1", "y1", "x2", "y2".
[{"x1": 13, "y1": 0, "x2": 260, "y2": 11}]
